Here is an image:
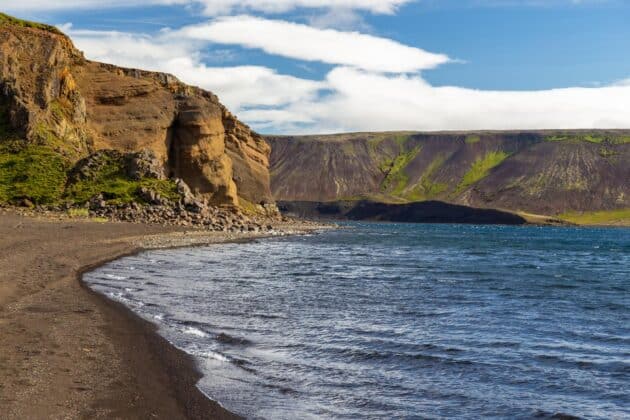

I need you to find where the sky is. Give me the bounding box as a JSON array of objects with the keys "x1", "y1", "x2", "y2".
[{"x1": 3, "y1": 0, "x2": 630, "y2": 134}]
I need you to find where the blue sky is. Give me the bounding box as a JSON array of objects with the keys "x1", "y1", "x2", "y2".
[{"x1": 5, "y1": 0, "x2": 630, "y2": 134}]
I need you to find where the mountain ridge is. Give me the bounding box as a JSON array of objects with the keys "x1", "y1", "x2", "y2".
[{"x1": 266, "y1": 130, "x2": 630, "y2": 223}]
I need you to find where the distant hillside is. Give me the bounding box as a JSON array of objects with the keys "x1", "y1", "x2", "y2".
[{"x1": 266, "y1": 131, "x2": 630, "y2": 223}]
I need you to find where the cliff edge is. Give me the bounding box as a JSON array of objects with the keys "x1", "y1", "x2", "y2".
[{"x1": 0, "y1": 13, "x2": 274, "y2": 212}]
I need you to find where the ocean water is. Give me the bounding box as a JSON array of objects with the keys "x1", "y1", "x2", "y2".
[{"x1": 84, "y1": 223, "x2": 630, "y2": 419}]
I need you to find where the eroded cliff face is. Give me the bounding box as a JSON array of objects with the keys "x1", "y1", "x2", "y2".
[
  {"x1": 223, "y1": 110, "x2": 274, "y2": 205},
  {"x1": 0, "y1": 17, "x2": 272, "y2": 207}
]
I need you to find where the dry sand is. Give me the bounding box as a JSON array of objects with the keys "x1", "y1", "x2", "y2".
[{"x1": 0, "y1": 209, "x2": 326, "y2": 419}]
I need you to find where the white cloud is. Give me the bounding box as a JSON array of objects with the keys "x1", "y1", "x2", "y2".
[
  {"x1": 160, "y1": 60, "x2": 326, "y2": 109},
  {"x1": 63, "y1": 24, "x2": 630, "y2": 134},
  {"x1": 3, "y1": 0, "x2": 609, "y2": 14},
  {"x1": 3, "y1": 0, "x2": 412, "y2": 14},
  {"x1": 2, "y1": 0, "x2": 187, "y2": 12},
  {"x1": 306, "y1": 8, "x2": 369, "y2": 30},
  {"x1": 175, "y1": 16, "x2": 450, "y2": 73},
  {"x1": 291, "y1": 67, "x2": 630, "y2": 133},
  {"x1": 64, "y1": 26, "x2": 324, "y2": 112},
  {"x1": 196, "y1": 0, "x2": 412, "y2": 15}
]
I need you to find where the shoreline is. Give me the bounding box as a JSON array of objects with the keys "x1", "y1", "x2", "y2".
[
  {"x1": 78, "y1": 262, "x2": 240, "y2": 420},
  {"x1": 0, "y1": 209, "x2": 330, "y2": 419}
]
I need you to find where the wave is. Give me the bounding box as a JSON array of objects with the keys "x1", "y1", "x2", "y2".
[
  {"x1": 190, "y1": 349, "x2": 230, "y2": 363},
  {"x1": 182, "y1": 326, "x2": 208, "y2": 338},
  {"x1": 105, "y1": 273, "x2": 127, "y2": 280}
]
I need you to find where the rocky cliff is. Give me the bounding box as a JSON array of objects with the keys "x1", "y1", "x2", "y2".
[
  {"x1": 267, "y1": 131, "x2": 630, "y2": 219},
  {"x1": 0, "y1": 13, "x2": 273, "y2": 210}
]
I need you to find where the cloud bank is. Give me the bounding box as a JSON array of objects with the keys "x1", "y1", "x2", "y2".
[
  {"x1": 4, "y1": 0, "x2": 412, "y2": 14},
  {"x1": 60, "y1": 16, "x2": 630, "y2": 134}
]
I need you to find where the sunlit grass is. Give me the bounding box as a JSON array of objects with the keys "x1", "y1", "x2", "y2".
[
  {"x1": 559, "y1": 209, "x2": 630, "y2": 226},
  {"x1": 456, "y1": 151, "x2": 509, "y2": 193}
]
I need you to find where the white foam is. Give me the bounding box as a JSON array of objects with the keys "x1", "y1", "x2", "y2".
[
  {"x1": 196, "y1": 350, "x2": 230, "y2": 363},
  {"x1": 183, "y1": 326, "x2": 208, "y2": 338},
  {"x1": 107, "y1": 291, "x2": 131, "y2": 304},
  {"x1": 105, "y1": 274, "x2": 127, "y2": 280}
]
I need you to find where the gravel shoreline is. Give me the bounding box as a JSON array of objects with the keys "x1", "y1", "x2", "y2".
[{"x1": 0, "y1": 209, "x2": 331, "y2": 419}]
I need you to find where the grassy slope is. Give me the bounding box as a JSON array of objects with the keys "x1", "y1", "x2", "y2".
[
  {"x1": 65, "y1": 153, "x2": 179, "y2": 206},
  {"x1": 406, "y1": 156, "x2": 448, "y2": 201},
  {"x1": 559, "y1": 209, "x2": 630, "y2": 226},
  {"x1": 0, "y1": 145, "x2": 68, "y2": 204},
  {"x1": 380, "y1": 143, "x2": 422, "y2": 196},
  {"x1": 0, "y1": 143, "x2": 178, "y2": 206},
  {"x1": 0, "y1": 13, "x2": 63, "y2": 35},
  {"x1": 456, "y1": 151, "x2": 510, "y2": 194}
]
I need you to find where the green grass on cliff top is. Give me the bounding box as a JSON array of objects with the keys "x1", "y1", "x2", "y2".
[
  {"x1": 0, "y1": 13, "x2": 63, "y2": 35},
  {"x1": 545, "y1": 133, "x2": 630, "y2": 145},
  {"x1": 559, "y1": 209, "x2": 630, "y2": 226}
]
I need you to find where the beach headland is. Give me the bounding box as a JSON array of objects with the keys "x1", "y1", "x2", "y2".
[{"x1": 0, "y1": 208, "x2": 328, "y2": 419}]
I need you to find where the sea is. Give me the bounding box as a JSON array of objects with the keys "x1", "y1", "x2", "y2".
[{"x1": 84, "y1": 223, "x2": 630, "y2": 419}]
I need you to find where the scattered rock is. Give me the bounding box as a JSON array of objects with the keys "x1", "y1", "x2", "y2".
[{"x1": 126, "y1": 150, "x2": 165, "y2": 180}]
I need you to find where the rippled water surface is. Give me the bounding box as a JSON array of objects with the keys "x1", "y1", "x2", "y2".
[{"x1": 85, "y1": 223, "x2": 630, "y2": 419}]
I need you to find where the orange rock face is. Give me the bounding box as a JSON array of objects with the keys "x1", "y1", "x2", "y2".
[{"x1": 0, "y1": 21, "x2": 273, "y2": 207}]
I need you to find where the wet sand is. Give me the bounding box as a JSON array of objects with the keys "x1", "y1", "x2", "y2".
[{"x1": 0, "y1": 210, "x2": 325, "y2": 419}]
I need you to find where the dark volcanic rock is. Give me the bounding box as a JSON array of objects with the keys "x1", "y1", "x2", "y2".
[{"x1": 278, "y1": 200, "x2": 527, "y2": 225}]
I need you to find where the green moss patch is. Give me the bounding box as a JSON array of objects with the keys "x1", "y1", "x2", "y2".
[
  {"x1": 380, "y1": 145, "x2": 422, "y2": 196},
  {"x1": 30, "y1": 119, "x2": 89, "y2": 161},
  {"x1": 406, "y1": 156, "x2": 448, "y2": 201},
  {"x1": 599, "y1": 147, "x2": 618, "y2": 158},
  {"x1": 65, "y1": 153, "x2": 178, "y2": 205},
  {"x1": 456, "y1": 151, "x2": 509, "y2": 193},
  {"x1": 465, "y1": 135, "x2": 481, "y2": 145},
  {"x1": 66, "y1": 177, "x2": 178, "y2": 205},
  {"x1": 0, "y1": 145, "x2": 68, "y2": 204}
]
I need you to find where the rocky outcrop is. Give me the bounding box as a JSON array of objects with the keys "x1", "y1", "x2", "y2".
[
  {"x1": 0, "y1": 14, "x2": 273, "y2": 209},
  {"x1": 266, "y1": 131, "x2": 630, "y2": 215},
  {"x1": 167, "y1": 98, "x2": 237, "y2": 205}
]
